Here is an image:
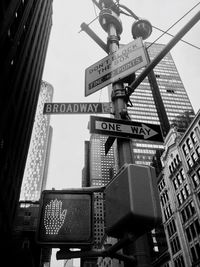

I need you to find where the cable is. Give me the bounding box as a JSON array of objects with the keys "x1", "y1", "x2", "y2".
[
  {"x1": 81, "y1": 1, "x2": 200, "y2": 51},
  {"x1": 152, "y1": 25, "x2": 200, "y2": 50},
  {"x1": 119, "y1": 1, "x2": 200, "y2": 50},
  {"x1": 92, "y1": 0, "x2": 98, "y2": 17},
  {"x1": 79, "y1": 0, "x2": 120, "y2": 33},
  {"x1": 147, "y1": 1, "x2": 200, "y2": 49},
  {"x1": 119, "y1": 4, "x2": 139, "y2": 20}
]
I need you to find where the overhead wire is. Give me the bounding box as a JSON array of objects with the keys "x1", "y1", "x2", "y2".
[
  {"x1": 151, "y1": 25, "x2": 200, "y2": 50},
  {"x1": 92, "y1": 0, "x2": 98, "y2": 17},
  {"x1": 81, "y1": 1, "x2": 200, "y2": 51},
  {"x1": 146, "y1": 1, "x2": 200, "y2": 49}
]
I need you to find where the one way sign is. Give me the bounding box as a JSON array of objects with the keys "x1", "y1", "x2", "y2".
[{"x1": 90, "y1": 116, "x2": 163, "y2": 142}]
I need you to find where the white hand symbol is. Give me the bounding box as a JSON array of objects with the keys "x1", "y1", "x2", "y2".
[{"x1": 44, "y1": 199, "x2": 67, "y2": 235}]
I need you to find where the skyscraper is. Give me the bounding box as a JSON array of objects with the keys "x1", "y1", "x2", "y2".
[
  {"x1": 90, "y1": 134, "x2": 117, "y2": 248},
  {"x1": 20, "y1": 81, "x2": 53, "y2": 201},
  {"x1": 129, "y1": 42, "x2": 195, "y2": 166},
  {"x1": 0, "y1": 1, "x2": 53, "y2": 266},
  {"x1": 84, "y1": 42, "x2": 196, "y2": 267},
  {"x1": 81, "y1": 135, "x2": 117, "y2": 267}
]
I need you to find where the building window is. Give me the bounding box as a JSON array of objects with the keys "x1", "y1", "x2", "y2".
[
  {"x1": 184, "y1": 184, "x2": 190, "y2": 197},
  {"x1": 196, "y1": 146, "x2": 200, "y2": 156},
  {"x1": 182, "y1": 144, "x2": 189, "y2": 156},
  {"x1": 190, "y1": 242, "x2": 200, "y2": 262},
  {"x1": 169, "y1": 165, "x2": 172, "y2": 174},
  {"x1": 181, "y1": 201, "x2": 196, "y2": 223},
  {"x1": 197, "y1": 168, "x2": 200, "y2": 177},
  {"x1": 191, "y1": 174, "x2": 199, "y2": 188},
  {"x1": 173, "y1": 178, "x2": 179, "y2": 190},
  {"x1": 174, "y1": 255, "x2": 185, "y2": 267},
  {"x1": 186, "y1": 138, "x2": 193, "y2": 150},
  {"x1": 170, "y1": 235, "x2": 181, "y2": 255},
  {"x1": 195, "y1": 219, "x2": 200, "y2": 234},
  {"x1": 167, "y1": 219, "x2": 177, "y2": 237},
  {"x1": 191, "y1": 132, "x2": 197, "y2": 144},
  {"x1": 185, "y1": 220, "x2": 200, "y2": 241},
  {"x1": 187, "y1": 158, "x2": 193, "y2": 168},
  {"x1": 166, "y1": 89, "x2": 175, "y2": 93},
  {"x1": 174, "y1": 158, "x2": 177, "y2": 167},
  {"x1": 180, "y1": 169, "x2": 186, "y2": 180},
  {"x1": 176, "y1": 173, "x2": 182, "y2": 185},
  {"x1": 181, "y1": 188, "x2": 187, "y2": 201},
  {"x1": 176, "y1": 154, "x2": 181, "y2": 163},
  {"x1": 177, "y1": 193, "x2": 183, "y2": 206},
  {"x1": 191, "y1": 152, "x2": 198, "y2": 162},
  {"x1": 186, "y1": 227, "x2": 192, "y2": 242}
]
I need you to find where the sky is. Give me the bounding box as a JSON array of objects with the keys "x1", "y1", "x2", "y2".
[{"x1": 42, "y1": 1, "x2": 200, "y2": 265}]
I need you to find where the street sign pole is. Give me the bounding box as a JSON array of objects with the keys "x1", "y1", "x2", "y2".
[{"x1": 105, "y1": 11, "x2": 151, "y2": 267}]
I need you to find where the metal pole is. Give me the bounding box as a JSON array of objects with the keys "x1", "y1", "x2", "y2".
[
  {"x1": 107, "y1": 21, "x2": 152, "y2": 267},
  {"x1": 146, "y1": 50, "x2": 170, "y2": 137},
  {"x1": 80, "y1": 23, "x2": 108, "y2": 53}
]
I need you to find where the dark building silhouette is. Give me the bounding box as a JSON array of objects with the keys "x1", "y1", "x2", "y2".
[{"x1": 0, "y1": 1, "x2": 53, "y2": 266}]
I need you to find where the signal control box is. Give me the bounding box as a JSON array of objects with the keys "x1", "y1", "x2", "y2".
[{"x1": 105, "y1": 164, "x2": 162, "y2": 239}]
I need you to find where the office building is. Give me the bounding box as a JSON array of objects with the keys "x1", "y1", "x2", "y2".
[
  {"x1": 129, "y1": 42, "x2": 195, "y2": 166},
  {"x1": 158, "y1": 109, "x2": 200, "y2": 266},
  {"x1": 13, "y1": 81, "x2": 53, "y2": 267},
  {"x1": 0, "y1": 1, "x2": 53, "y2": 266},
  {"x1": 20, "y1": 81, "x2": 53, "y2": 201},
  {"x1": 89, "y1": 134, "x2": 117, "y2": 248},
  {"x1": 14, "y1": 81, "x2": 53, "y2": 266},
  {"x1": 81, "y1": 135, "x2": 117, "y2": 267},
  {"x1": 84, "y1": 42, "x2": 196, "y2": 267}
]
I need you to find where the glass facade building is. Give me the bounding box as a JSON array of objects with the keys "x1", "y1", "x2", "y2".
[
  {"x1": 89, "y1": 134, "x2": 117, "y2": 249},
  {"x1": 129, "y1": 42, "x2": 195, "y2": 166},
  {"x1": 20, "y1": 81, "x2": 53, "y2": 201}
]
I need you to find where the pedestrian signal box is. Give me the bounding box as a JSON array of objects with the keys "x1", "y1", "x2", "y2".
[
  {"x1": 36, "y1": 190, "x2": 93, "y2": 248},
  {"x1": 105, "y1": 164, "x2": 162, "y2": 239}
]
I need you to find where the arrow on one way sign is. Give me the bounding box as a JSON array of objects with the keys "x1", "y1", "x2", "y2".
[{"x1": 90, "y1": 116, "x2": 163, "y2": 142}]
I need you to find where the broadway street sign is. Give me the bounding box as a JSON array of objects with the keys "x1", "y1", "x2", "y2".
[
  {"x1": 85, "y1": 38, "x2": 148, "y2": 97},
  {"x1": 90, "y1": 116, "x2": 163, "y2": 142},
  {"x1": 43, "y1": 102, "x2": 111, "y2": 114}
]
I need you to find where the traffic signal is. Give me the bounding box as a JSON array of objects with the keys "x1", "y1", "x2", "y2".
[
  {"x1": 105, "y1": 164, "x2": 162, "y2": 239},
  {"x1": 36, "y1": 190, "x2": 93, "y2": 248}
]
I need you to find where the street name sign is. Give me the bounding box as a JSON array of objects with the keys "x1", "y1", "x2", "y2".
[
  {"x1": 90, "y1": 116, "x2": 163, "y2": 142},
  {"x1": 43, "y1": 102, "x2": 111, "y2": 114},
  {"x1": 85, "y1": 38, "x2": 148, "y2": 97}
]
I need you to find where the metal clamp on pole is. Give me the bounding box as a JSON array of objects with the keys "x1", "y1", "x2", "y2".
[
  {"x1": 107, "y1": 34, "x2": 120, "y2": 47},
  {"x1": 111, "y1": 87, "x2": 126, "y2": 100}
]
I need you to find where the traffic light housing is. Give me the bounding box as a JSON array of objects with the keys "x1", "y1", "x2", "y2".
[
  {"x1": 36, "y1": 190, "x2": 93, "y2": 248},
  {"x1": 105, "y1": 164, "x2": 162, "y2": 239}
]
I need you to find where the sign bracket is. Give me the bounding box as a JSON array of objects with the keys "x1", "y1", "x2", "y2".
[{"x1": 56, "y1": 233, "x2": 136, "y2": 264}]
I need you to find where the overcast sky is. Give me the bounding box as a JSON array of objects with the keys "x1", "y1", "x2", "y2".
[{"x1": 42, "y1": 1, "x2": 200, "y2": 265}]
